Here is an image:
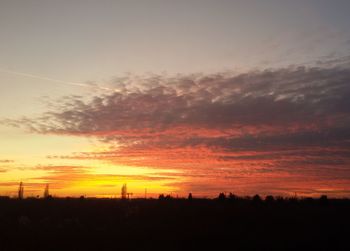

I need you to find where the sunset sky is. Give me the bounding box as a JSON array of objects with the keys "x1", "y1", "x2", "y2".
[{"x1": 1, "y1": 0, "x2": 350, "y2": 198}]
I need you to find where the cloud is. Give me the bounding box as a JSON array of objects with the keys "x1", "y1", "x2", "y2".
[
  {"x1": 0, "y1": 159, "x2": 14, "y2": 163},
  {"x1": 34, "y1": 165, "x2": 176, "y2": 183},
  {"x1": 0, "y1": 68, "x2": 112, "y2": 91},
  {"x1": 35, "y1": 165, "x2": 91, "y2": 174},
  {"x1": 4, "y1": 59, "x2": 350, "y2": 196},
  {"x1": 8, "y1": 63, "x2": 350, "y2": 138}
]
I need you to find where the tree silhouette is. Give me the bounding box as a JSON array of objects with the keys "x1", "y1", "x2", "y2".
[
  {"x1": 188, "y1": 193, "x2": 193, "y2": 201},
  {"x1": 229, "y1": 193, "x2": 237, "y2": 201},
  {"x1": 121, "y1": 183, "x2": 127, "y2": 199},
  {"x1": 43, "y1": 184, "x2": 50, "y2": 199},
  {"x1": 265, "y1": 195, "x2": 275, "y2": 203},
  {"x1": 252, "y1": 194, "x2": 262, "y2": 204},
  {"x1": 18, "y1": 182, "x2": 24, "y2": 200},
  {"x1": 320, "y1": 195, "x2": 329, "y2": 206},
  {"x1": 218, "y1": 192, "x2": 226, "y2": 201}
]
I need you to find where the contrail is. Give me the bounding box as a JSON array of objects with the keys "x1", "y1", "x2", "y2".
[{"x1": 0, "y1": 68, "x2": 112, "y2": 91}]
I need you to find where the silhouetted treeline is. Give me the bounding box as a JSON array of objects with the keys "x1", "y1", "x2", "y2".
[{"x1": 0, "y1": 195, "x2": 349, "y2": 251}]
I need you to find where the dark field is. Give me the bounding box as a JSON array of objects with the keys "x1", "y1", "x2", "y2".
[{"x1": 0, "y1": 196, "x2": 349, "y2": 251}]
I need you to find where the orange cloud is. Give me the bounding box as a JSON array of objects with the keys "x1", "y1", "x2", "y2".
[{"x1": 3, "y1": 61, "x2": 350, "y2": 197}]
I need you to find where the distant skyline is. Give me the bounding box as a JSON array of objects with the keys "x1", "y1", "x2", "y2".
[{"x1": 1, "y1": 0, "x2": 350, "y2": 197}]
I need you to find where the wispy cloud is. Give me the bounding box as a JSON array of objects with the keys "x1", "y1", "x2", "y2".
[
  {"x1": 0, "y1": 68, "x2": 112, "y2": 91},
  {"x1": 0, "y1": 159, "x2": 14, "y2": 163}
]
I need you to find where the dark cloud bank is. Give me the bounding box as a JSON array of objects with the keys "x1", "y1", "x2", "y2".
[{"x1": 14, "y1": 63, "x2": 350, "y2": 148}]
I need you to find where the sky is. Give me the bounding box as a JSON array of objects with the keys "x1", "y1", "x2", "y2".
[{"x1": 1, "y1": 0, "x2": 350, "y2": 198}]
